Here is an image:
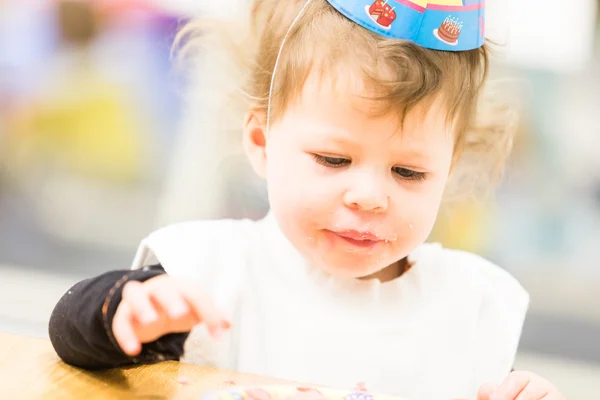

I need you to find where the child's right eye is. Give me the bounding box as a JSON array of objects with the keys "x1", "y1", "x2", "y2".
[{"x1": 312, "y1": 154, "x2": 351, "y2": 168}]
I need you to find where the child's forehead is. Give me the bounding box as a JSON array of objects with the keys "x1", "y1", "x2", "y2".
[
  {"x1": 278, "y1": 72, "x2": 453, "y2": 160},
  {"x1": 298, "y1": 69, "x2": 392, "y2": 116},
  {"x1": 292, "y1": 70, "x2": 450, "y2": 135}
]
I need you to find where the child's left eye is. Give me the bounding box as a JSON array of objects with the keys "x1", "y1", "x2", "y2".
[
  {"x1": 392, "y1": 167, "x2": 427, "y2": 181},
  {"x1": 313, "y1": 154, "x2": 351, "y2": 168}
]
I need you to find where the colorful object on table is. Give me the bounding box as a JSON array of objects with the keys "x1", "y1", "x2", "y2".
[
  {"x1": 344, "y1": 392, "x2": 375, "y2": 400},
  {"x1": 325, "y1": 0, "x2": 485, "y2": 51},
  {"x1": 225, "y1": 378, "x2": 237, "y2": 386},
  {"x1": 354, "y1": 382, "x2": 368, "y2": 392},
  {"x1": 178, "y1": 376, "x2": 191, "y2": 385},
  {"x1": 201, "y1": 385, "x2": 409, "y2": 400}
]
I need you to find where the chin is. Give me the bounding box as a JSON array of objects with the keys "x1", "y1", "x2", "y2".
[{"x1": 318, "y1": 256, "x2": 387, "y2": 279}]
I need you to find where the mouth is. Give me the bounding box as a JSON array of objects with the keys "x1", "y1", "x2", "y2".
[{"x1": 328, "y1": 230, "x2": 384, "y2": 249}]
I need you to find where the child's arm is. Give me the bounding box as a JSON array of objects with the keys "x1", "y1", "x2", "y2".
[{"x1": 48, "y1": 265, "x2": 189, "y2": 369}]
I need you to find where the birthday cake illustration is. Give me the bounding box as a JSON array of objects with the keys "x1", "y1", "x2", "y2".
[
  {"x1": 366, "y1": 1, "x2": 397, "y2": 28},
  {"x1": 327, "y1": 0, "x2": 484, "y2": 50},
  {"x1": 434, "y1": 15, "x2": 463, "y2": 45}
]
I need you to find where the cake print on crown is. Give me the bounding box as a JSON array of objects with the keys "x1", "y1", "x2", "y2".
[
  {"x1": 366, "y1": 1, "x2": 397, "y2": 29},
  {"x1": 326, "y1": 0, "x2": 485, "y2": 51},
  {"x1": 433, "y1": 15, "x2": 463, "y2": 45}
]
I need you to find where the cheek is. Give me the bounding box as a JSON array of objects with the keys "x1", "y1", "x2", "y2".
[
  {"x1": 394, "y1": 181, "x2": 447, "y2": 243},
  {"x1": 266, "y1": 148, "x2": 334, "y2": 211},
  {"x1": 266, "y1": 156, "x2": 304, "y2": 209},
  {"x1": 265, "y1": 150, "x2": 313, "y2": 232}
]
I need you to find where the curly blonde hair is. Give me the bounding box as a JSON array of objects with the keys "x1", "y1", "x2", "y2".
[{"x1": 175, "y1": 0, "x2": 518, "y2": 200}]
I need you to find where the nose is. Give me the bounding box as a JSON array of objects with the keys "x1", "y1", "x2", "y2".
[{"x1": 343, "y1": 171, "x2": 389, "y2": 212}]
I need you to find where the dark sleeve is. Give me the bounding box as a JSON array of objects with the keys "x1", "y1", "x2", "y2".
[{"x1": 48, "y1": 264, "x2": 191, "y2": 370}]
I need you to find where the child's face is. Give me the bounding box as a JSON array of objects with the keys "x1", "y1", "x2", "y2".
[{"x1": 249, "y1": 73, "x2": 455, "y2": 279}]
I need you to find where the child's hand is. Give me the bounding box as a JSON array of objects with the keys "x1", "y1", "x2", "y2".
[
  {"x1": 112, "y1": 275, "x2": 230, "y2": 356},
  {"x1": 477, "y1": 371, "x2": 566, "y2": 400}
]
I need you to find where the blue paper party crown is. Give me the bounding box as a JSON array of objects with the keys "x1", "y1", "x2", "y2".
[{"x1": 326, "y1": 0, "x2": 485, "y2": 51}]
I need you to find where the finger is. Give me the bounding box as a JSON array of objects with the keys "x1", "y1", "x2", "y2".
[
  {"x1": 122, "y1": 281, "x2": 159, "y2": 324},
  {"x1": 514, "y1": 383, "x2": 548, "y2": 400},
  {"x1": 478, "y1": 383, "x2": 499, "y2": 400},
  {"x1": 112, "y1": 302, "x2": 141, "y2": 356},
  {"x1": 492, "y1": 372, "x2": 531, "y2": 400},
  {"x1": 541, "y1": 393, "x2": 566, "y2": 400},
  {"x1": 515, "y1": 375, "x2": 559, "y2": 400},
  {"x1": 179, "y1": 283, "x2": 230, "y2": 335},
  {"x1": 148, "y1": 284, "x2": 191, "y2": 320}
]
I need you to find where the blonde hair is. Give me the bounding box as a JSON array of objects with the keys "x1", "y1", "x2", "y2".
[{"x1": 175, "y1": 0, "x2": 518, "y2": 200}]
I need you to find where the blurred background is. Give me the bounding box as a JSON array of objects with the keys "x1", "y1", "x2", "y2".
[{"x1": 1, "y1": 0, "x2": 599, "y2": 397}]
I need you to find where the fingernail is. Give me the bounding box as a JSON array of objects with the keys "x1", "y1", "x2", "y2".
[
  {"x1": 169, "y1": 303, "x2": 189, "y2": 318},
  {"x1": 209, "y1": 325, "x2": 225, "y2": 339},
  {"x1": 141, "y1": 311, "x2": 158, "y2": 324},
  {"x1": 126, "y1": 341, "x2": 139, "y2": 354}
]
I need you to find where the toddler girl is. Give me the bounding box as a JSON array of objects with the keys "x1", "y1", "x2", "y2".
[{"x1": 49, "y1": 1, "x2": 565, "y2": 399}]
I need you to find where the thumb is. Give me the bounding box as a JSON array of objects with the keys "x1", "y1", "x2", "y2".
[{"x1": 477, "y1": 383, "x2": 499, "y2": 400}]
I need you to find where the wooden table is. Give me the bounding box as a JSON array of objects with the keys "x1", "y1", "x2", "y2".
[{"x1": 0, "y1": 332, "x2": 289, "y2": 400}]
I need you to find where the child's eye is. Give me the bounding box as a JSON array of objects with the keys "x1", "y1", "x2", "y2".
[
  {"x1": 392, "y1": 167, "x2": 427, "y2": 181},
  {"x1": 313, "y1": 154, "x2": 351, "y2": 168}
]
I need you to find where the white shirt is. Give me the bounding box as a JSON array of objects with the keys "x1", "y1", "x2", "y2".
[{"x1": 131, "y1": 211, "x2": 529, "y2": 400}]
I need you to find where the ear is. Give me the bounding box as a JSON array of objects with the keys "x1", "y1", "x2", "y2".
[{"x1": 243, "y1": 110, "x2": 268, "y2": 178}]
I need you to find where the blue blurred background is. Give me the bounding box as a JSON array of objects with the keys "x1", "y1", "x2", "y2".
[{"x1": 0, "y1": 0, "x2": 599, "y2": 397}]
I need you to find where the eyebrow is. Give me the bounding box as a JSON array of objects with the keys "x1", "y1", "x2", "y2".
[
  {"x1": 321, "y1": 135, "x2": 360, "y2": 149},
  {"x1": 395, "y1": 149, "x2": 434, "y2": 166},
  {"x1": 321, "y1": 135, "x2": 433, "y2": 164},
  {"x1": 306, "y1": 121, "x2": 436, "y2": 162}
]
